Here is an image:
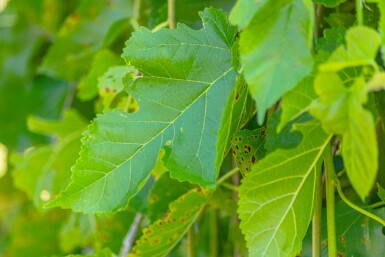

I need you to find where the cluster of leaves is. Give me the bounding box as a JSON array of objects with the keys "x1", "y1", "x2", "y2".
[{"x1": 1, "y1": 0, "x2": 385, "y2": 256}]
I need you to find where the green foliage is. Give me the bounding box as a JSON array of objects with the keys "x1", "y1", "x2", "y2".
[
  {"x1": 238, "y1": 121, "x2": 330, "y2": 256},
  {"x1": 2, "y1": 0, "x2": 385, "y2": 256}
]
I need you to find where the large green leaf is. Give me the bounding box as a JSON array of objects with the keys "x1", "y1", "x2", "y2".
[
  {"x1": 129, "y1": 188, "x2": 211, "y2": 257},
  {"x1": 11, "y1": 110, "x2": 87, "y2": 207},
  {"x1": 319, "y1": 26, "x2": 381, "y2": 72},
  {"x1": 310, "y1": 73, "x2": 378, "y2": 200},
  {"x1": 238, "y1": 120, "x2": 330, "y2": 257},
  {"x1": 46, "y1": 8, "x2": 248, "y2": 213},
  {"x1": 235, "y1": 0, "x2": 314, "y2": 123}
]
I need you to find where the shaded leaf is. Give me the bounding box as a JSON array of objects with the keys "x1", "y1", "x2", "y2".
[
  {"x1": 238, "y1": 120, "x2": 330, "y2": 257},
  {"x1": 316, "y1": 26, "x2": 347, "y2": 53},
  {"x1": 66, "y1": 248, "x2": 115, "y2": 257},
  {"x1": 11, "y1": 110, "x2": 87, "y2": 207},
  {"x1": 46, "y1": 8, "x2": 246, "y2": 213},
  {"x1": 129, "y1": 188, "x2": 211, "y2": 257},
  {"x1": 312, "y1": 0, "x2": 346, "y2": 7},
  {"x1": 230, "y1": 126, "x2": 267, "y2": 175},
  {"x1": 378, "y1": 183, "x2": 385, "y2": 202}
]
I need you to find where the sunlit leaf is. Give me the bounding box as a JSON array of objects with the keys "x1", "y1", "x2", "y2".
[
  {"x1": 238, "y1": 120, "x2": 330, "y2": 257},
  {"x1": 46, "y1": 8, "x2": 248, "y2": 213}
]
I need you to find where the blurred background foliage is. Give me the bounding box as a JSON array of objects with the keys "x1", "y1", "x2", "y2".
[{"x1": 0, "y1": 0, "x2": 238, "y2": 256}]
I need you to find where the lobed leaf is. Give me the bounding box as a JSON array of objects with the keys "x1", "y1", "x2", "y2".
[
  {"x1": 310, "y1": 73, "x2": 378, "y2": 200},
  {"x1": 238, "y1": 120, "x2": 330, "y2": 257},
  {"x1": 46, "y1": 8, "x2": 248, "y2": 213}
]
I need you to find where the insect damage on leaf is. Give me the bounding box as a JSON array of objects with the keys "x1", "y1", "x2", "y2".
[{"x1": 230, "y1": 126, "x2": 267, "y2": 175}]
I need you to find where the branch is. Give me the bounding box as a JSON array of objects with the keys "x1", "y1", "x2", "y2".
[
  {"x1": 168, "y1": 0, "x2": 176, "y2": 29},
  {"x1": 119, "y1": 213, "x2": 142, "y2": 257}
]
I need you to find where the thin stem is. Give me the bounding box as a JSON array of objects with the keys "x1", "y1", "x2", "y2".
[
  {"x1": 220, "y1": 182, "x2": 239, "y2": 192},
  {"x1": 217, "y1": 167, "x2": 239, "y2": 185},
  {"x1": 356, "y1": 0, "x2": 363, "y2": 26},
  {"x1": 324, "y1": 144, "x2": 337, "y2": 257},
  {"x1": 152, "y1": 21, "x2": 168, "y2": 32},
  {"x1": 130, "y1": 0, "x2": 141, "y2": 31},
  {"x1": 368, "y1": 201, "x2": 385, "y2": 209},
  {"x1": 209, "y1": 208, "x2": 218, "y2": 257},
  {"x1": 336, "y1": 179, "x2": 385, "y2": 227},
  {"x1": 187, "y1": 225, "x2": 195, "y2": 257},
  {"x1": 119, "y1": 213, "x2": 142, "y2": 257},
  {"x1": 167, "y1": 0, "x2": 176, "y2": 29},
  {"x1": 312, "y1": 172, "x2": 323, "y2": 257}
]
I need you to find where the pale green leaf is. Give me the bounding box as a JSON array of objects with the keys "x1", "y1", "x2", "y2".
[
  {"x1": 237, "y1": 0, "x2": 314, "y2": 123},
  {"x1": 238, "y1": 120, "x2": 330, "y2": 257},
  {"x1": 319, "y1": 26, "x2": 381, "y2": 72},
  {"x1": 46, "y1": 8, "x2": 246, "y2": 213},
  {"x1": 11, "y1": 110, "x2": 87, "y2": 207},
  {"x1": 278, "y1": 76, "x2": 317, "y2": 131},
  {"x1": 229, "y1": 0, "x2": 268, "y2": 29},
  {"x1": 128, "y1": 188, "x2": 211, "y2": 257},
  {"x1": 77, "y1": 49, "x2": 122, "y2": 101},
  {"x1": 97, "y1": 65, "x2": 137, "y2": 109},
  {"x1": 310, "y1": 73, "x2": 378, "y2": 200},
  {"x1": 366, "y1": 71, "x2": 385, "y2": 91}
]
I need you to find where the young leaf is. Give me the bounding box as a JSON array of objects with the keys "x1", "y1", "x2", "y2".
[
  {"x1": 11, "y1": 110, "x2": 87, "y2": 207},
  {"x1": 129, "y1": 188, "x2": 211, "y2": 257},
  {"x1": 229, "y1": 0, "x2": 268, "y2": 29},
  {"x1": 235, "y1": 0, "x2": 314, "y2": 123},
  {"x1": 310, "y1": 73, "x2": 378, "y2": 200},
  {"x1": 319, "y1": 26, "x2": 381, "y2": 72},
  {"x1": 46, "y1": 8, "x2": 245, "y2": 213},
  {"x1": 238, "y1": 120, "x2": 331, "y2": 257}
]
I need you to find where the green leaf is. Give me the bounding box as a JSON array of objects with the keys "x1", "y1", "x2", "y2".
[
  {"x1": 238, "y1": 120, "x2": 330, "y2": 257},
  {"x1": 98, "y1": 65, "x2": 138, "y2": 110},
  {"x1": 319, "y1": 26, "x2": 381, "y2": 72},
  {"x1": 367, "y1": 71, "x2": 385, "y2": 91},
  {"x1": 265, "y1": 111, "x2": 304, "y2": 153},
  {"x1": 77, "y1": 49, "x2": 122, "y2": 101},
  {"x1": 310, "y1": 73, "x2": 378, "y2": 199},
  {"x1": 39, "y1": 0, "x2": 133, "y2": 80},
  {"x1": 230, "y1": 127, "x2": 267, "y2": 175},
  {"x1": 46, "y1": 8, "x2": 244, "y2": 213},
  {"x1": 316, "y1": 26, "x2": 347, "y2": 53},
  {"x1": 312, "y1": 0, "x2": 346, "y2": 8},
  {"x1": 278, "y1": 76, "x2": 317, "y2": 131},
  {"x1": 378, "y1": 183, "x2": 385, "y2": 202},
  {"x1": 236, "y1": 0, "x2": 314, "y2": 123},
  {"x1": 60, "y1": 213, "x2": 96, "y2": 253},
  {"x1": 129, "y1": 188, "x2": 211, "y2": 257},
  {"x1": 11, "y1": 110, "x2": 87, "y2": 207},
  {"x1": 148, "y1": 172, "x2": 191, "y2": 222},
  {"x1": 229, "y1": 0, "x2": 268, "y2": 29}
]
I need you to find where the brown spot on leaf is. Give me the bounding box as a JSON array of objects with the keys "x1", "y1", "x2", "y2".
[
  {"x1": 144, "y1": 228, "x2": 153, "y2": 235},
  {"x1": 235, "y1": 92, "x2": 240, "y2": 100},
  {"x1": 251, "y1": 155, "x2": 256, "y2": 164}
]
